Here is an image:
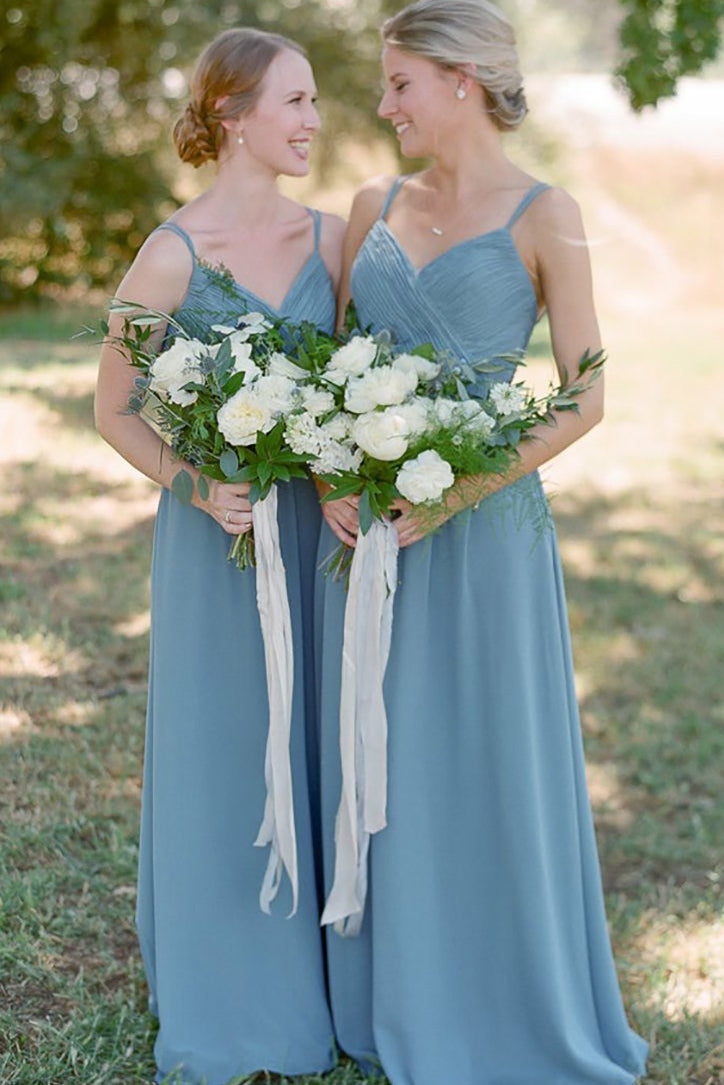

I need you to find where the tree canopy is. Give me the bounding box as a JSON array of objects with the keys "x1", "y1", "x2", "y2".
[{"x1": 0, "y1": 0, "x2": 720, "y2": 303}]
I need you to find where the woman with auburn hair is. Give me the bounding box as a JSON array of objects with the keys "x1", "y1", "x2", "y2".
[
  {"x1": 316, "y1": 1, "x2": 648, "y2": 1082},
  {"x1": 95, "y1": 28, "x2": 344, "y2": 1085}
]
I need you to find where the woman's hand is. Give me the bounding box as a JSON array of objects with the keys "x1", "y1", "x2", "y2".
[
  {"x1": 390, "y1": 497, "x2": 453, "y2": 548},
  {"x1": 194, "y1": 477, "x2": 253, "y2": 535},
  {"x1": 313, "y1": 476, "x2": 359, "y2": 548}
]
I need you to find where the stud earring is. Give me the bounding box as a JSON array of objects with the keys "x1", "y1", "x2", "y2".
[
  {"x1": 456, "y1": 87, "x2": 467, "y2": 100},
  {"x1": 237, "y1": 133, "x2": 244, "y2": 145}
]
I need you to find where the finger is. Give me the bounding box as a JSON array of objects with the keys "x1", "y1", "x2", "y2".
[{"x1": 324, "y1": 513, "x2": 357, "y2": 548}]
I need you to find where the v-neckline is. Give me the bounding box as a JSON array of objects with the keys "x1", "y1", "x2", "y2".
[
  {"x1": 218, "y1": 250, "x2": 321, "y2": 315},
  {"x1": 376, "y1": 217, "x2": 511, "y2": 277}
]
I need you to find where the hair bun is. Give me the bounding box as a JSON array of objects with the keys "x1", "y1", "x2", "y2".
[{"x1": 173, "y1": 100, "x2": 221, "y2": 167}]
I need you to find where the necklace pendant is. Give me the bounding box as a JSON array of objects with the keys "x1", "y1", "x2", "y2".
[{"x1": 431, "y1": 226, "x2": 443, "y2": 236}]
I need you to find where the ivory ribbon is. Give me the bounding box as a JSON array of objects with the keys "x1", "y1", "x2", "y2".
[
  {"x1": 252, "y1": 485, "x2": 298, "y2": 917},
  {"x1": 321, "y1": 518, "x2": 399, "y2": 936}
]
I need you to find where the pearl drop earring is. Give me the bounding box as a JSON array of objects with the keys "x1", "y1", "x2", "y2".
[
  {"x1": 237, "y1": 133, "x2": 244, "y2": 145},
  {"x1": 456, "y1": 87, "x2": 467, "y2": 100}
]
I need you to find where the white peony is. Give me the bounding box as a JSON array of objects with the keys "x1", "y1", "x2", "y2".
[
  {"x1": 396, "y1": 397, "x2": 433, "y2": 436},
  {"x1": 300, "y1": 386, "x2": 336, "y2": 418},
  {"x1": 395, "y1": 450, "x2": 455, "y2": 504},
  {"x1": 352, "y1": 408, "x2": 410, "y2": 461},
  {"x1": 393, "y1": 352, "x2": 442, "y2": 381},
  {"x1": 150, "y1": 337, "x2": 206, "y2": 405},
  {"x1": 217, "y1": 387, "x2": 275, "y2": 446},
  {"x1": 254, "y1": 373, "x2": 297, "y2": 414},
  {"x1": 268, "y1": 351, "x2": 307, "y2": 380},
  {"x1": 489, "y1": 382, "x2": 528, "y2": 416},
  {"x1": 345, "y1": 365, "x2": 418, "y2": 414},
  {"x1": 325, "y1": 336, "x2": 378, "y2": 384}
]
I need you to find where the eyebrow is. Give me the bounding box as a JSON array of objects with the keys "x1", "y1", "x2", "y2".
[{"x1": 285, "y1": 89, "x2": 316, "y2": 96}]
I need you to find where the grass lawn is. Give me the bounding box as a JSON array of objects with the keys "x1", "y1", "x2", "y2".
[{"x1": 0, "y1": 303, "x2": 722, "y2": 1084}]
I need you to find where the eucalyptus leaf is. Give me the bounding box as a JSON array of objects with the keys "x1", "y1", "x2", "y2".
[
  {"x1": 197, "y1": 474, "x2": 210, "y2": 501},
  {"x1": 171, "y1": 469, "x2": 194, "y2": 505},
  {"x1": 220, "y1": 449, "x2": 239, "y2": 477}
]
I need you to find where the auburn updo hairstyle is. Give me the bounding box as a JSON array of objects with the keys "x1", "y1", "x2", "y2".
[
  {"x1": 382, "y1": 0, "x2": 528, "y2": 131},
  {"x1": 173, "y1": 28, "x2": 307, "y2": 167}
]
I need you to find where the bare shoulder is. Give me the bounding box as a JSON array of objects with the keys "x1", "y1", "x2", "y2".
[
  {"x1": 318, "y1": 211, "x2": 347, "y2": 248},
  {"x1": 115, "y1": 226, "x2": 193, "y2": 312},
  {"x1": 350, "y1": 174, "x2": 398, "y2": 223},
  {"x1": 530, "y1": 185, "x2": 585, "y2": 236}
]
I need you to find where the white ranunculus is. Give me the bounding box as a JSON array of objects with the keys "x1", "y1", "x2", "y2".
[
  {"x1": 395, "y1": 449, "x2": 455, "y2": 504},
  {"x1": 352, "y1": 408, "x2": 409, "y2": 461},
  {"x1": 325, "y1": 336, "x2": 378, "y2": 383},
  {"x1": 489, "y1": 382, "x2": 528, "y2": 416},
  {"x1": 396, "y1": 397, "x2": 433, "y2": 436},
  {"x1": 150, "y1": 337, "x2": 206, "y2": 405},
  {"x1": 217, "y1": 387, "x2": 275, "y2": 446},
  {"x1": 393, "y1": 352, "x2": 442, "y2": 381},
  {"x1": 286, "y1": 412, "x2": 324, "y2": 456},
  {"x1": 268, "y1": 351, "x2": 307, "y2": 380},
  {"x1": 345, "y1": 365, "x2": 418, "y2": 414},
  {"x1": 300, "y1": 386, "x2": 336, "y2": 418},
  {"x1": 254, "y1": 373, "x2": 297, "y2": 414}
]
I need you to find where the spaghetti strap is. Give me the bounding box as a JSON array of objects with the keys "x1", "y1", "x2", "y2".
[
  {"x1": 308, "y1": 208, "x2": 322, "y2": 250},
  {"x1": 380, "y1": 176, "x2": 408, "y2": 221},
  {"x1": 505, "y1": 182, "x2": 550, "y2": 229},
  {"x1": 154, "y1": 221, "x2": 197, "y2": 262}
]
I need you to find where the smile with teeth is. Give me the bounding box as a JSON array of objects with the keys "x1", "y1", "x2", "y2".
[
  {"x1": 395, "y1": 122, "x2": 411, "y2": 136},
  {"x1": 289, "y1": 139, "x2": 311, "y2": 156}
]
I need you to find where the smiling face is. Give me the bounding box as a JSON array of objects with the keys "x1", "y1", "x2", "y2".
[
  {"x1": 236, "y1": 48, "x2": 320, "y2": 176},
  {"x1": 378, "y1": 44, "x2": 462, "y2": 158}
]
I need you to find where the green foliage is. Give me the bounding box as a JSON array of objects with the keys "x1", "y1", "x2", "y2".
[{"x1": 616, "y1": 0, "x2": 723, "y2": 109}]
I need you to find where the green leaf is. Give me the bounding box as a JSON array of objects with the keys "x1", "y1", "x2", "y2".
[
  {"x1": 197, "y1": 474, "x2": 210, "y2": 501},
  {"x1": 275, "y1": 465, "x2": 291, "y2": 482},
  {"x1": 258, "y1": 461, "x2": 272, "y2": 487},
  {"x1": 358, "y1": 488, "x2": 374, "y2": 535},
  {"x1": 249, "y1": 481, "x2": 261, "y2": 504},
  {"x1": 220, "y1": 449, "x2": 239, "y2": 477},
  {"x1": 222, "y1": 371, "x2": 246, "y2": 397},
  {"x1": 171, "y1": 469, "x2": 194, "y2": 505}
]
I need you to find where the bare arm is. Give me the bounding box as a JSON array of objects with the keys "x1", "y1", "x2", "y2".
[
  {"x1": 394, "y1": 188, "x2": 604, "y2": 547},
  {"x1": 94, "y1": 230, "x2": 252, "y2": 535}
]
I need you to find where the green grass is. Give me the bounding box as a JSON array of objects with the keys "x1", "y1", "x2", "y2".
[{"x1": 1, "y1": 308, "x2": 723, "y2": 1084}]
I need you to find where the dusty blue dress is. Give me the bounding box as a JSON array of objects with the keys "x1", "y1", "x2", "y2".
[
  {"x1": 316, "y1": 179, "x2": 648, "y2": 1084},
  {"x1": 136, "y1": 211, "x2": 335, "y2": 1085}
]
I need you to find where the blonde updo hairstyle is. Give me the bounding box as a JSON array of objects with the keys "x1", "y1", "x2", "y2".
[
  {"x1": 382, "y1": 0, "x2": 527, "y2": 131},
  {"x1": 173, "y1": 28, "x2": 307, "y2": 167}
]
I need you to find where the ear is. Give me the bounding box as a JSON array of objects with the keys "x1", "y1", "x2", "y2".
[{"x1": 456, "y1": 62, "x2": 476, "y2": 93}]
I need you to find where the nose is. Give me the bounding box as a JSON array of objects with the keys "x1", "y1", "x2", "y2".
[
  {"x1": 378, "y1": 88, "x2": 395, "y2": 119},
  {"x1": 304, "y1": 102, "x2": 321, "y2": 131}
]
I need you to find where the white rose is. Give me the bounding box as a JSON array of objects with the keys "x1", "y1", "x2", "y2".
[
  {"x1": 300, "y1": 386, "x2": 336, "y2": 418},
  {"x1": 254, "y1": 373, "x2": 297, "y2": 414},
  {"x1": 268, "y1": 351, "x2": 308, "y2": 380},
  {"x1": 395, "y1": 450, "x2": 455, "y2": 504},
  {"x1": 150, "y1": 337, "x2": 206, "y2": 405},
  {"x1": 489, "y1": 382, "x2": 528, "y2": 416},
  {"x1": 325, "y1": 336, "x2": 378, "y2": 383},
  {"x1": 345, "y1": 365, "x2": 418, "y2": 414},
  {"x1": 217, "y1": 387, "x2": 275, "y2": 446},
  {"x1": 352, "y1": 408, "x2": 410, "y2": 461},
  {"x1": 393, "y1": 352, "x2": 442, "y2": 381},
  {"x1": 286, "y1": 412, "x2": 324, "y2": 456}
]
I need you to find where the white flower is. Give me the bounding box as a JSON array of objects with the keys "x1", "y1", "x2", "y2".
[
  {"x1": 254, "y1": 373, "x2": 297, "y2": 414},
  {"x1": 325, "y1": 336, "x2": 378, "y2": 384},
  {"x1": 300, "y1": 386, "x2": 336, "y2": 418},
  {"x1": 396, "y1": 397, "x2": 432, "y2": 436},
  {"x1": 217, "y1": 387, "x2": 275, "y2": 446},
  {"x1": 286, "y1": 412, "x2": 324, "y2": 456},
  {"x1": 268, "y1": 351, "x2": 307, "y2": 380},
  {"x1": 489, "y1": 382, "x2": 528, "y2": 416},
  {"x1": 345, "y1": 365, "x2": 418, "y2": 413},
  {"x1": 225, "y1": 334, "x2": 261, "y2": 380},
  {"x1": 352, "y1": 408, "x2": 410, "y2": 461},
  {"x1": 211, "y1": 312, "x2": 271, "y2": 340},
  {"x1": 149, "y1": 337, "x2": 206, "y2": 405},
  {"x1": 465, "y1": 407, "x2": 495, "y2": 439},
  {"x1": 393, "y1": 352, "x2": 441, "y2": 381},
  {"x1": 314, "y1": 441, "x2": 363, "y2": 475},
  {"x1": 396, "y1": 450, "x2": 454, "y2": 504},
  {"x1": 433, "y1": 398, "x2": 459, "y2": 426},
  {"x1": 320, "y1": 412, "x2": 354, "y2": 441}
]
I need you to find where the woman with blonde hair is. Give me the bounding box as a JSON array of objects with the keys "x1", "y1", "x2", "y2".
[
  {"x1": 95, "y1": 27, "x2": 344, "y2": 1085},
  {"x1": 316, "y1": 1, "x2": 648, "y2": 1081}
]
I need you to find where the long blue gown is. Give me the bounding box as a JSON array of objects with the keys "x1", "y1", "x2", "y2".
[
  {"x1": 136, "y1": 211, "x2": 335, "y2": 1085},
  {"x1": 316, "y1": 179, "x2": 648, "y2": 1084}
]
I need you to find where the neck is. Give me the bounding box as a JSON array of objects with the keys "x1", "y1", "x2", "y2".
[
  {"x1": 204, "y1": 150, "x2": 286, "y2": 229},
  {"x1": 428, "y1": 123, "x2": 514, "y2": 199}
]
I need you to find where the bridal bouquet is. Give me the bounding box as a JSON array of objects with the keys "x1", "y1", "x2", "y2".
[
  {"x1": 303, "y1": 330, "x2": 605, "y2": 936},
  {"x1": 105, "y1": 300, "x2": 339, "y2": 919}
]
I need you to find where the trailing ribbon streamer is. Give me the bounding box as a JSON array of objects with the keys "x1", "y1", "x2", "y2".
[
  {"x1": 321, "y1": 518, "x2": 399, "y2": 936},
  {"x1": 252, "y1": 485, "x2": 298, "y2": 916}
]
